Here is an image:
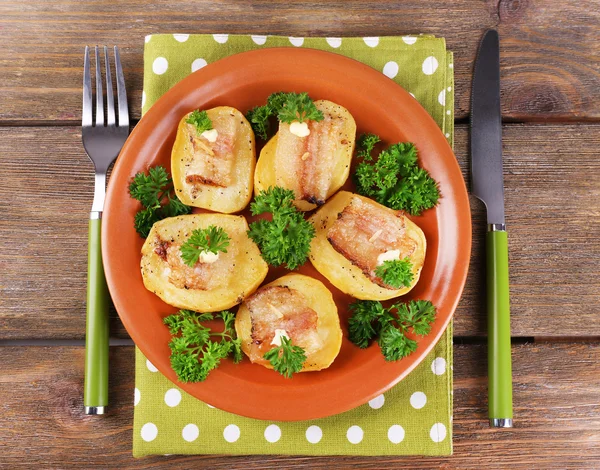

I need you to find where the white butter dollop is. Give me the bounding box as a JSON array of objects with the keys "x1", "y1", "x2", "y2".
[
  {"x1": 201, "y1": 128, "x2": 219, "y2": 142},
  {"x1": 377, "y1": 249, "x2": 401, "y2": 266},
  {"x1": 198, "y1": 250, "x2": 219, "y2": 264},
  {"x1": 271, "y1": 329, "x2": 289, "y2": 347},
  {"x1": 289, "y1": 121, "x2": 310, "y2": 137}
]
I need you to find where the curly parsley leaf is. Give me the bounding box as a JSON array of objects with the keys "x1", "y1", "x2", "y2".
[
  {"x1": 354, "y1": 137, "x2": 440, "y2": 216},
  {"x1": 246, "y1": 105, "x2": 272, "y2": 140},
  {"x1": 164, "y1": 309, "x2": 242, "y2": 383},
  {"x1": 129, "y1": 165, "x2": 192, "y2": 237},
  {"x1": 374, "y1": 257, "x2": 415, "y2": 289},
  {"x1": 179, "y1": 225, "x2": 230, "y2": 267},
  {"x1": 247, "y1": 186, "x2": 315, "y2": 270},
  {"x1": 357, "y1": 133, "x2": 381, "y2": 162},
  {"x1": 263, "y1": 336, "x2": 307, "y2": 378},
  {"x1": 347, "y1": 299, "x2": 437, "y2": 361},
  {"x1": 186, "y1": 109, "x2": 213, "y2": 134}
]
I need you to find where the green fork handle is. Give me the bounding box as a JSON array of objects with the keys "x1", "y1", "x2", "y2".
[
  {"x1": 487, "y1": 229, "x2": 513, "y2": 427},
  {"x1": 84, "y1": 216, "x2": 109, "y2": 414}
]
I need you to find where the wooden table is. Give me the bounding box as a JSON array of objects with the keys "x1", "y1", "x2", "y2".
[{"x1": 1, "y1": 1, "x2": 599, "y2": 468}]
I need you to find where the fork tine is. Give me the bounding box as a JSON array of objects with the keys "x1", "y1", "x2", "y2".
[
  {"x1": 114, "y1": 46, "x2": 129, "y2": 128},
  {"x1": 82, "y1": 46, "x2": 93, "y2": 127},
  {"x1": 94, "y1": 46, "x2": 104, "y2": 127},
  {"x1": 104, "y1": 46, "x2": 115, "y2": 126}
]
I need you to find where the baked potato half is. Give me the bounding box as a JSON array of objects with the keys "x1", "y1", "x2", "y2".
[
  {"x1": 141, "y1": 214, "x2": 268, "y2": 312},
  {"x1": 235, "y1": 273, "x2": 342, "y2": 373},
  {"x1": 308, "y1": 191, "x2": 427, "y2": 300},
  {"x1": 254, "y1": 100, "x2": 356, "y2": 211},
  {"x1": 171, "y1": 106, "x2": 255, "y2": 213}
]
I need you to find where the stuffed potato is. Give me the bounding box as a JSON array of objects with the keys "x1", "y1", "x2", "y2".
[
  {"x1": 254, "y1": 100, "x2": 356, "y2": 211},
  {"x1": 235, "y1": 273, "x2": 342, "y2": 372},
  {"x1": 171, "y1": 106, "x2": 255, "y2": 213},
  {"x1": 141, "y1": 214, "x2": 268, "y2": 312},
  {"x1": 309, "y1": 191, "x2": 427, "y2": 300}
]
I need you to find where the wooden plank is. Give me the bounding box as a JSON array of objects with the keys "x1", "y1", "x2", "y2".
[
  {"x1": 0, "y1": 343, "x2": 598, "y2": 468},
  {"x1": 0, "y1": 1, "x2": 598, "y2": 122},
  {"x1": 1, "y1": 124, "x2": 599, "y2": 339}
]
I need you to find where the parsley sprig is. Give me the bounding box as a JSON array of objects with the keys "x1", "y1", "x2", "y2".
[
  {"x1": 129, "y1": 166, "x2": 192, "y2": 237},
  {"x1": 246, "y1": 92, "x2": 324, "y2": 140},
  {"x1": 186, "y1": 110, "x2": 213, "y2": 134},
  {"x1": 263, "y1": 336, "x2": 307, "y2": 378},
  {"x1": 247, "y1": 186, "x2": 316, "y2": 270},
  {"x1": 164, "y1": 309, "x2": 243, "y2": 383},
  {"x1": 179, "y1": 226, "x2": 230, "y2": 267},
  {"x1": 354, "y1": 136, "x2": 440, "y2": 216},
  {"x1": 375, "y1": 257, "x2": 415, "y2": 289},
  {"x1": 348, "y1": 299, "x2": 436, "y2": 361}
]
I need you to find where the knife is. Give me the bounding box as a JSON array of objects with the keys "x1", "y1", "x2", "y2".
[{"x1": 471, "y1": 29, "x2": 513, "y2": 428}]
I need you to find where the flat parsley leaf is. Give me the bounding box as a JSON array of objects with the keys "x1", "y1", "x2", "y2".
[
  {"x1": 179, "y1": 225, "x2": 230, "y2": 267},
  {"x1": 164, "y1": 309, "x2": 242, "y2": 383},
  {"x1": 129, "y1": 165, "x2": 192, "y2": 237},
  {"x1": 347, "y1": 299, "x2": 437, "y2": 362},
  {"x1": 374, "y1": 257, "x2": 415, "y2": 289},
  {"x1": 186, "y1": 110, "x2": 213, "y2": 134},
  {"x1": 247, "y1": 186, "x2": 315, "y2": 270},
  {"x1": 263, "y1": 336, "x2": 307, "y2": 378}
]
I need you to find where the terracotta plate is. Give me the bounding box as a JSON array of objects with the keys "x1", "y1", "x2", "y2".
[{"x1": 103, "y1": 48, "x2": 471, "y2": 421}]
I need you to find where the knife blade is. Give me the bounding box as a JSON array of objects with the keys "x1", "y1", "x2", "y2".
[{"x1": 471, "y1": 29, "x2": 514, "y2": 428}]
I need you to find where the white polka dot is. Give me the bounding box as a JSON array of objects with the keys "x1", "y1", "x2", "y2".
[
  {"x1": 447, "y1": 110, "x2": 451, "y2": 115},
  {"x1": 182, "y1": 423, "x2": 199, "y2": 442},
  {"x1": 402, "y1": 36, "x2": 417, "y2": 45},
  {"x1": 388, "y1": 424, "x2": 405, "y2": 444},
  {"x1": 289, "y1": 37, "x2": 304, "y2": 47},
  {"x1": 409, "y1": 92, "x2": 415, "y2": 98},
  {"x1": 449, "y1": 63, "x2": 454, "y2": 69},
  {"x1": 191, "y1": 58, "x2": 207, "y2": 72},
  {"x1": 152, "y1": 57, "x2": 168, "y2": 75},
  {"x1": 430, "y1": 423, "x2": 447, "y2": 443},
  {"x1": 432, "y1": 357, "x2": 447, "y2": 375},
  {"x1": 251, "y1": 35, "x2": 267, "y2": 45},
  {"x1": 264, "y1": 424, "x2": 281, "y2": 443},
  {"x1": 146, "y1": 359, "x2": 158, "y2": 372},
  {"x1": 305, "y1": 425, "x2": 322, "y2": 444},
  {"x1": 206, "y1": 403, "x2": 215, "y2": 409},
  {"x1": 223, "y1": 424, "x2": 240, "y2": 443},
  {"x1": 363, "y1": 37, "x2": 379, "y2": 47},
  {"x1": 164, "y1": 388, "x2": 182, "y2": 407},
  {"x1": 141, "y1": 423, "x2": 158, "y2": 442},
  {"x1": 173, "y1": 34, "x2": 189, "y2": 42},
  {"x1": 438, "y1": 89, "x2": 446, "y2": 106},
  {"x1": 410, "y1": 391, "x2": 427, "y2": 409},
  {"x1": 145, "y1": 35, "x2": 152, "y2": 43},
  {"x1": 368, "y1": 394, "x2": 385, "y2": 409},
  {"x1": 213, "y1": 34, "x2": 229, "y2": 44},
  {"x1": 134, "y1": 387, "x2": 140, "y2": 406},
  {"x1": 326, "y1": 37, "x2": 342, "y2": 48},
  {"x1": 346, "y1": 425, "x2": 364, "y2": 444},
  {"x1": 447, "y1": 86, "x2": 452, "y2": 92},
  {"x1": 382, "y1": 61, "x2": 399, "y2": 79},
  {"x1": 141, "y1": 91, "x2": 146, "y2": 109},
  {"x1": 445, "y1": 133, "x2": 450, "y2": 138},
  {"x1": 422, "y1": 56, "x2": 439, "y2": 75}
]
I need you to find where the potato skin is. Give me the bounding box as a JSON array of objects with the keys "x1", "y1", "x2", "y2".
[
  {"x1": 308, "y1": 191, "x2": 427, "y2": 300},
  {"x1": 254, "y1": 100, "x2": 356, "y2": 211},
  {"x1": 141, "y1": 214, "x2": 268, "y2": 312},
  {"x1": 171, "y1": 106, "x2": 255, "y2": 213},
  {"x1": 235, "y1": 273, "x2": 343, "y2": 373}
]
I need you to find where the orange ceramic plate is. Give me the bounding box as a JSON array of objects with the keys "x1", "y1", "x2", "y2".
[{"x1": 103, "y1": 48, "x2": 471, "y2": 421}]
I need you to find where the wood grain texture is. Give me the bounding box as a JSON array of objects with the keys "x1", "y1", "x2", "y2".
[
  {"x1": 0, "y1": 0, "x2": 598, "y2": 123},
  {"x1": 1, "y1": 124, "x2": 599, "y2": 339},
  {"x1": 0, "y1": 343, "x2": 598, "y2": 468}
]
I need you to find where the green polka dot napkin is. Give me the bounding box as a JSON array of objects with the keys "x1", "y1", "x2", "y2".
[{"x1": 133, "y1": 34, "x2": 454, "y2": 457}]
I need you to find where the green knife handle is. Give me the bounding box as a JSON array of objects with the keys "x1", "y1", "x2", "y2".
[
  {"x1": 487, "y1": 229, "x2": 513, "y2": 427},
  {"x1": 84, "y1": 217, "x2": 109, "y2": 414}
]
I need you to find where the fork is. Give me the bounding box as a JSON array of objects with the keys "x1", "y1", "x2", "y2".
[{"x1": 82, "y1": 45, "x2": 129, "y2": 415}]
